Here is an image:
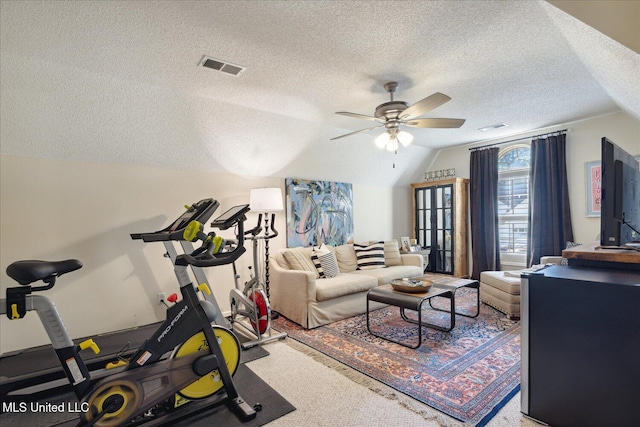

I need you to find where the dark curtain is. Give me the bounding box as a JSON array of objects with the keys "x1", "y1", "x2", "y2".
[
  {"x1": 470, "y1": 147, "x2": 500, "y2": 280},
  {"x1": 527, "y1": 133, "x2": 574, "y2": 265}
]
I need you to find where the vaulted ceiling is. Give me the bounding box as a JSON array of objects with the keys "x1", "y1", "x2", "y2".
[{"x1": 1, "y1": 1, "x2": 638, "y2": 186}]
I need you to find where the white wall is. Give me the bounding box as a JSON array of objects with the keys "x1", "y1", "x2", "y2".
[
  {"x1": 0, "y1": 155, "x2": 408, "y2": 353},
  {"x1": 426, "y1": 110, "x2": 640, "y2": 269}
]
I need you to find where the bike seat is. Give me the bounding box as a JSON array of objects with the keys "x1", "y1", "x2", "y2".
[{"x1": 6, "y1": 259, "x2": 83, "y2": 286}]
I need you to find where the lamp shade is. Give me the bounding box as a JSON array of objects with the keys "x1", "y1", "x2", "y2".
[{"x1": 249, "y1": 187, "x2": 284, "y2": 212}]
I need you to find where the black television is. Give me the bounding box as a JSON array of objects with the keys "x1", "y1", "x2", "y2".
[{"x1": 600, "y1": 137, "x2": 640, "y2": 247}]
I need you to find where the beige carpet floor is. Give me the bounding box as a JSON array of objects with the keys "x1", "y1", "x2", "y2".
[{"x1": 246, "y1": 339, "x2": 541, "y2": 427}]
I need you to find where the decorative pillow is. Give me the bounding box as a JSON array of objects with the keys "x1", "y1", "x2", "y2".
[
  {"x1": 318, "y1": 252, "x2": 339, "y2": 278},
  {"x1": 335, "y1": 244, "x2": 358, "y2": 273},
  {"x1": 381, "y1": 240, "x2": 403, "y2": 266},
  {"x1": 354, "y1": 242, "x2": 386, "y2": 270},
  {"x1": 283, "y1": 247, "x2": 319, "y2": 278},
  {"x1": 311, "y1": 244, "x2": 331, "y2": 278}
]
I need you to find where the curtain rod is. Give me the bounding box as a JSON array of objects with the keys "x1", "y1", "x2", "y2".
[{"x1": 468, "y1": 129, "x2": 569, "y2": 151}]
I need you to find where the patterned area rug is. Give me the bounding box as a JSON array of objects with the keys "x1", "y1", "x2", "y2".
[{"x1": 273, "y1": 288, "x2": 520, "y2": 426}]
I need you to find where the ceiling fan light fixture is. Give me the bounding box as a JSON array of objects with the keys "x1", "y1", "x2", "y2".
[
  {"x1": 397, "y1": 130, "x2": 414, "y2": 147},
  {"x1": 330, "y1": 82, "x2": 464, "y2": 153},
  {"x1": 375, "y1": 132, "x2": 389, "y2": 149}
]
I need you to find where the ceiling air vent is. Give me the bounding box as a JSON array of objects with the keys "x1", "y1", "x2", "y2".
[
  {"x1": 478, "y1": 123, "x2": 508, "y2": 132},
  {"x1": 200, "y1": 56, "x2": 246, "y2": 77}
]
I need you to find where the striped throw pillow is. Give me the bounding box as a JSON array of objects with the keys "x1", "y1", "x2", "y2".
[
  {"x1": 311, "y1": 249, "x2": 325, "y2": 277},
  {"x1": 311, "y1": 244, "x2": 332, "y2": 278},
  {"x1": 354, "y1": 242, "x2": 386, "y2": 270},
  {"x1": 370, "y1": 240, "x2": 402, "y2": 266}
]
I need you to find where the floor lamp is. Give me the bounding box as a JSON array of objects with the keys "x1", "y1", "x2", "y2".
[{"x1": 249, "y1": 187, "x2": 283, "y2": 318}]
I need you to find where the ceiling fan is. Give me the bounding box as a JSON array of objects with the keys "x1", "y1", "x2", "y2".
[{"x1": 331, "y1": 81, "x2": 465, "y2": 152}]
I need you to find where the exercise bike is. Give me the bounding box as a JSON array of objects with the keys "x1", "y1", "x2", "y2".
[
  {"x1": 1, "y1": 205, "x2": 258, "y2": 426},
  {"x1": 182, "y1": 206, "x2": 287, "y2": 349},
  {"x1": 229, "y1": 212, "x2": 287, "y2": 349},
  {"x1": 130, "y1": 198, "x2": 230, "y2": 328}
]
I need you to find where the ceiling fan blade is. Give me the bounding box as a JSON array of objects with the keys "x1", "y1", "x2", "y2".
[
  {"x1": 399, "y1": 92, "x2": 451, "y2": 121},
  {"x1": 336, "y1": 112, "x2": 382, "y2": 122},
  {"x1": 330, "y1": 124, "x2": 383, "y2": 140},
  {"x1": 404, "y1": 118, "x2": 466, "y2": 128}
]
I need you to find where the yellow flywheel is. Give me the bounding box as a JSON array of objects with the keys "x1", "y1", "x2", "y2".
[
  {"x1": 83, "y1": 379, "x2": 141, "y2": 427},
  {"x1": 173, "y1": 326, "x2": 241, "y2": 400}
]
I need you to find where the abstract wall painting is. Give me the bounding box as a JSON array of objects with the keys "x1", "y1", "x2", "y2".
[{"x1": 285, "y1": 178, "x2": 354, "y2": 248}]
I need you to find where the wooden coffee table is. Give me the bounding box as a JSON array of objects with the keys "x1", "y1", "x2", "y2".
[{"x1": 366, "y1": 274, "x2": 479, "y2": 348}]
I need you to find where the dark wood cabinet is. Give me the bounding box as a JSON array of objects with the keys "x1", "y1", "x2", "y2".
[
  {"x1": 411, "y1": 178, "x2": 469, "y2": 277},
  {"x1": 521, "y1": 265, "x2": 640, "y2": 427}
]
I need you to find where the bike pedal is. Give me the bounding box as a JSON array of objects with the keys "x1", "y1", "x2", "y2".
[{"x1": 105, "y1": 360, "x2": 128, "y2": 369}]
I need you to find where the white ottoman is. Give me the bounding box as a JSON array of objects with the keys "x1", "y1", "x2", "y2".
[{"x1": 479, "y1": 271, "x2": 521, "y2": 319}]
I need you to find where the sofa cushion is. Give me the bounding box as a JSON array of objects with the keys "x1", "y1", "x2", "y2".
[
  {"x1": 480, "y1": 271, "x2": 521, "y2": 295},
  {"x1": 382, "y1": 240, "x2": 402, "y2": 266},
  {"x1": 315, "y1": 273, "x2": 378, "y2": 301},
  {"x1": 335, "y1": 244, "x2": 358, "y2": 273},
  {"x1": 350, "y1": 265, "x2": 423, "y2": 286},
  {"x1": 354, "y1": 242, "x2": 386, "y2": 270},
  {"x1": 282, "y1": 247, "x2": 319, "y2": 278}
]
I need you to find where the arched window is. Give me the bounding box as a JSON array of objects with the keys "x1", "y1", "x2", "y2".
[{"x1": 498, "y1": 144, "x2": 531, "y2": 267}]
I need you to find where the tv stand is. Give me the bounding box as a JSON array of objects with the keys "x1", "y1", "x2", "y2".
[
  {"x1": 562, "y1": 241, "x2": 640, "y2": 271},
  {"x1": 521, "y1": 265, "x2": 640, "y2": 427}
]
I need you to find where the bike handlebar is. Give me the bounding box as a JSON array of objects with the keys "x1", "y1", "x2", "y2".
[
  {"x1": 176, "y1": 215, "x2": 247, "y2": 268},
  {"x1": 244, "y1": 213, "x2": 279, "y2": 240},
  {"x1": 130, "y1": 199, "x2": 219, "y2": 242},
  {"x1": 176, "y1": 246, "x2": 247, "y2": 267},
  {"x1": 244, "y1": 214, "x2": 263, "y2": 237},
  {"x1": 269, "y1": 214, "x2": 279, "y2": 239}
]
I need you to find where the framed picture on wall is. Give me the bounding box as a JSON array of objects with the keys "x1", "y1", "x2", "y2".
[
  {"x1": 285, "y1": 178, "x2": 354, "y2": 247},
  {"x1": 585, "y1": 161, "x2": 601, "y2": 217}
]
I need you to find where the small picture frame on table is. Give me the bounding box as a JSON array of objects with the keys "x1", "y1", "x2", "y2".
[{"x1": 400, "y1": 236, "x2": 411, "y2": 253}]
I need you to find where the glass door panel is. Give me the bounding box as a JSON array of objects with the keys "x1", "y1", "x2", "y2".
[{"x1": 414, "y1": 183, "x2": 455, "y2": 275}]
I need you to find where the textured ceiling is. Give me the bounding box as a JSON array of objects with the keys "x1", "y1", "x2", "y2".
[{"x1": 1, "y1": 0, "x2": 638, "y2": 186}]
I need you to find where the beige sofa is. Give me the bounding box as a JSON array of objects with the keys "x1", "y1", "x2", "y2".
[{"x1": 270, "y1": 241, "x2": 423, "y2": 328}]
